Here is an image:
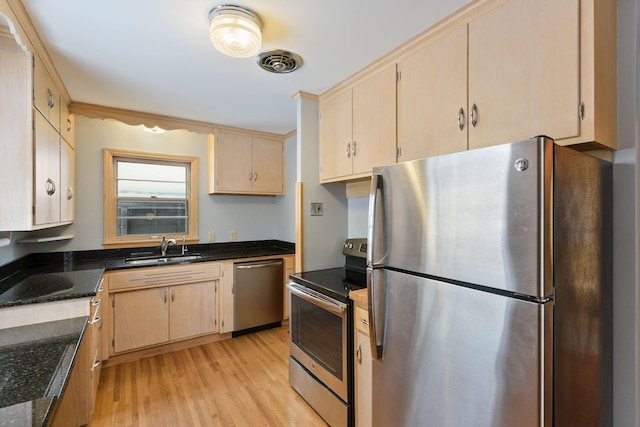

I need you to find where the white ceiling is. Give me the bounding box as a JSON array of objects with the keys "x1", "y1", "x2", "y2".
[{"x1": 21, "y1": 0, "x2": 471, "y2": 135}]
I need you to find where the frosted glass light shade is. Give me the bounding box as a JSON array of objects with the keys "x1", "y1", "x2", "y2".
[{"x1": 209, "y1": 5, "x2": 262, "y2": 58}]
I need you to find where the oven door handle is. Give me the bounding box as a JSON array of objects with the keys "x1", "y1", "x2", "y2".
[{"x1": 287, "y1": 283, "x2": 347, "y2": 315}]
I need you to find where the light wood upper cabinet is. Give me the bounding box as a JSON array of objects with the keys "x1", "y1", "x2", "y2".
[
  {"x1": 60, "y1": 99, "x2": 75, "y2": 147},
  {"x1": 397, "y1": 26, "x2": 468, "y2": 162},
  {"x1": 60, "y1": 139, "x2": 75, "y2": 223},
  {"x1": 33, "y1": 111, "x2": 61, "y2": 226},
  {"x1": 319, "y1": 64, "x2": 396, "y2": 183},
  {"x1": 33, "y1": 53, "x2": 61, "y2": 132},
  {"x1": 0, "y1": 28, "x2": 75, "y2": 231},
  {"x1": 468, "y1": 0, "x2": 580, "y2": 150},
  {"x1": 208, "y1": 131, "x2": 284, "y2": 196},
  {"x1": 319, "y1": 89, "x2": 353, "y2": 181}
]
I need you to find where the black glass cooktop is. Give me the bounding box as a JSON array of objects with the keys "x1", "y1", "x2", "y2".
[{"x1": 288, "y1": 267, "x2": 366, "y2": 303}]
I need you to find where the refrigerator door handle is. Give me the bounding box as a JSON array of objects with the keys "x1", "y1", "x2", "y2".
[
  {"x1": 367, "y1": 266, "x2": 385, "y2": 360},
  {"x1": 367, "y1": 173, "x2": 383, "y2": 267}
]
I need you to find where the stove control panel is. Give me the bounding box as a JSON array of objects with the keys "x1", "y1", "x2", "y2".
[{"x1": 343, "y1": 238, "x2": 368, "y2": 258}]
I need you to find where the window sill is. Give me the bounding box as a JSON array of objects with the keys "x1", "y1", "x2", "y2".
[{"x1": 102, "y1": 237, "x2": 200, "y2": 250}]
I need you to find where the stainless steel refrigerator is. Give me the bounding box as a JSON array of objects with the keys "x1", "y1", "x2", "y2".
[{"x1": 366, "y1": 137, "x2": 612, "y2": 426}]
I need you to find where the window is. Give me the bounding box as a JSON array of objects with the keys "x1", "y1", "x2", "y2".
[{"x1": 104, "y1": 149, "x2": 198, "y2": 248}]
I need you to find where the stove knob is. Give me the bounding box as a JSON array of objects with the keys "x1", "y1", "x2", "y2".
[{"x1": 348, "y1": 243, "x2": 353, "y2": 249}]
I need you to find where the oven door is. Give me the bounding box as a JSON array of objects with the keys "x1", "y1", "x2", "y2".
[{"x1": 288, "y1": 282, "x2": 348, "y2": 401}]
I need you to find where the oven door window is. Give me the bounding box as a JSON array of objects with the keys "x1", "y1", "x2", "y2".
[{"x1": 291, "y1": 294, "x2": 343, "y2": 380}]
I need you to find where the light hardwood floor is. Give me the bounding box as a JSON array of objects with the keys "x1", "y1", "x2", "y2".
[{"x1": 90, "y1": 326, "x2": 327, "y2": 426}]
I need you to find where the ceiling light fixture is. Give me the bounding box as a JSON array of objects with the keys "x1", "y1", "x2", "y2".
[{"x1": 208, "y1": 4, "x2": 262, "y2": 58}]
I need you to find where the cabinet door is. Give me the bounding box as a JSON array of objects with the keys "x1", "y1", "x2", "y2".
[
  {"x1": 468, "y1": 0, "x2": 580, "y2": 149},
  {"x1": 33, "y1": 111, "x2": 60, "y2": 226},
  {"x1": 60, "y1": 140, "x2": 75, "y2": 222},
  {"x1": 60, "y1": 101, "x2": 75, "y2": 147},
  {"x1": 319, "y1": 89, "x2": 353, "y2": 181},
  {"x1": 355, "y1": 329, "x2": 372, "y2": 427},
  {"x1": 113, "y1": 287, "x2": 169, "y2": 353},
  {"x1": 251, "y1": 137, "x2": 283, "y2": 194},
  {"x1": 352, "y1": 63, "x2": 397, "y2": 175},
  {"x1": 398, "y1": 26, "x2": 468, "y2": 161},
  {"x1": 212, "y1": 132, "x2": 252, "y2": 193},
  {"x1": 33, "y1": 54, "x2": 60, "y2": 131},
  {"x1": 219, "y1": 262, "x2": 235, "y2": 333},
  {"x1": 169, "y1": 281, "x2": 217, "y2": 341}
]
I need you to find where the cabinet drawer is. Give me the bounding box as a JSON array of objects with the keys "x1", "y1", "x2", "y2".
[
  {"x1": 108, "y1": 263, "x2": 221, "y2": 291},
  {"x1": 355, "y1": 306, "x2": 369, "y2": 336}
]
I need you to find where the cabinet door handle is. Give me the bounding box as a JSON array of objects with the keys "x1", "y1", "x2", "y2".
[
  {"x1": 66, "y1": 117, "x2": 72, "y2": 132},
  {"x1": 457, "y1": 107, "x2": 465, "y2": 131},
  {"x1": 470, "y1": 103, "x2": 478, "y2": 127},
  {"x1": 163, "y1": 290, "x2": 167, "y2": 303},
  {"x1": 346, "y1": 142, "x2": 351, "y2": 158},
  {"x1": 356, "y1": 344, "x2": 362, "y2": 364},
  {"x1": 47, "y1": 88, "x2": 56, "y2": 108},
  {"x1": 253, "y1": 172, "x2": 258, "y2": 181},
  {"x1": 352, "y1": 141, "x2": 357, "y2": 157},
  {"x1": 46, "y1": 178, "x2": 56, "y2": 196},
  {"x1": 248, "y1": 172, "x2": 253, "y2": 181},
  {"x1": 67, "y1": 187, "x2": 74, "y2": 200},
  {"x1": 171, "y1": 290, "x2": 175, "y2": 302}
]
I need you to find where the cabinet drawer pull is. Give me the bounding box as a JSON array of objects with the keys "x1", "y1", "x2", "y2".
[
  {"x1": 90, "y1": 315, "x2": 102, "y2": 325},
  {"x1": 360, "y1": 318, "x2": 369, "y2": 326},
  {"x1": 471, "y1": 103, "x2": 478, "y2": 127},
  {"x1": 92, "y1": 299, "x2": 101, "y2": 307},
  {"x1": 92, "y1": 359, "x2": 101, "y2": 370},
  {"x1": 457, "y1": 107, "x2": 465, "y2": 131}
]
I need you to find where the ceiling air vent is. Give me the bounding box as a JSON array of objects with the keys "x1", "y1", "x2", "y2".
[{"x1": 256, "y1": 50, "x2": 303, "y2": 74}]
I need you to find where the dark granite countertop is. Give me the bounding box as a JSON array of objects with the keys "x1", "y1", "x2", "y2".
[{"x1": 0, "y1": 316, "x2": 88, "y2": 426}]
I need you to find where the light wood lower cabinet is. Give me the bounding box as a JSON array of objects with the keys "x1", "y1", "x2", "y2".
[
  {"x1": 169, "y1": 282, "x2": 217, "y2": 341},
  {"x1": 219, "y1": 262, "x2": 235, "y2": 333},
  {"x1": 283, "y1": 255, "x2": 294, "y2": 320},
  {"x1": 354, "y1": 305, "x2": 372, "y2": 427},
  {"x1": 108, "y1": 263, "x2": 220, "y2": 355},
  {"x1": 51, "y1": 289, "x2": 104, "y2": 427},
  {"x1": 112, "y1": 281, "x2": 218, "y2": 354}
]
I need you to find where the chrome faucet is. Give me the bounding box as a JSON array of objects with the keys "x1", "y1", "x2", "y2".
[{"x1": 160, "y1": 235, "x2": 176, "y2": 256}]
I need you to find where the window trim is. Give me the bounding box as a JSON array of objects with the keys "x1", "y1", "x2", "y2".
[{"x1": 103, "y1": 148, "x2": 199, "y2": 249}]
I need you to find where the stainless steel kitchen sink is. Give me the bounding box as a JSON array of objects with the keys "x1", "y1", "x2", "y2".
[{"x1": 123, "y1": 254, "x2": 204, "y2": 266}]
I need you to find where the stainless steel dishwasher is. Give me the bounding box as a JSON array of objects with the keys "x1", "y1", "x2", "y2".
[{"x1": 233, "y1": 259, "x2": 284, "y2": 333}]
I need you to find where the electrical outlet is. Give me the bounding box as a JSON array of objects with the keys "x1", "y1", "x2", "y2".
[
  {"x1": 208, "y1": 231, "x2": 215, "y2": 242},
  {"x1": 230, "y1": 230, "x2": 237, "y2": 241}
]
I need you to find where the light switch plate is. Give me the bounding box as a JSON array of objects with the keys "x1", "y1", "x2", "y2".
[{"x1": 310, "y1": 202, "x2": 323, "y2": 216}]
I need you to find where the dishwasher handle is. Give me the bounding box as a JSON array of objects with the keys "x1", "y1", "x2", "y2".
[{"x1": 235, "y1": 259, "x2": 283, "y2": 270}]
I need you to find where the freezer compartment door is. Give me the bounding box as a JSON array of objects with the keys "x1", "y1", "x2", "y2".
[
  {"x1": 372, "y1": 269, "x2": 552, "y2": 427},
  {"x1": 369, "y1": 137, "x2": 552, "y2": 297}
]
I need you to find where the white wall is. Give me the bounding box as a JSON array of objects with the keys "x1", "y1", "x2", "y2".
[
  {"x1": 613, "y1": 0, "x2": 639, "y2": 425},
  {"x1": 348, "y1": 198, "x2": 368, "y2": 238}
]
